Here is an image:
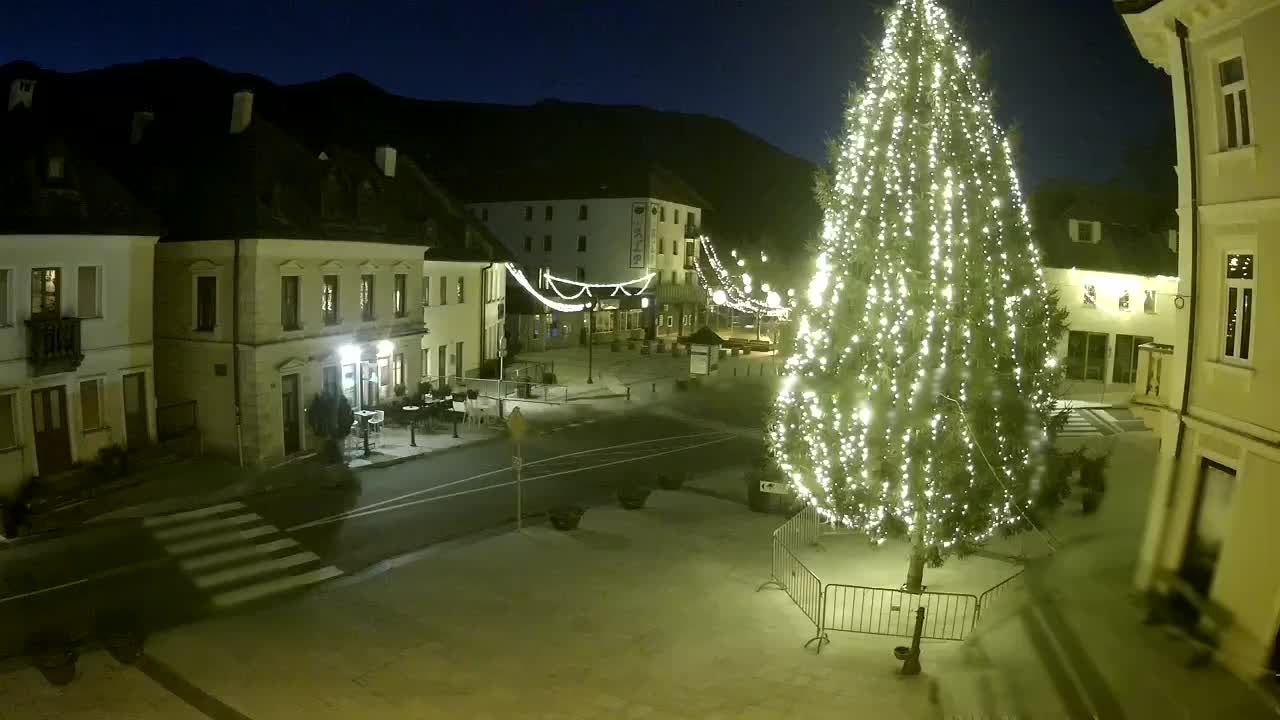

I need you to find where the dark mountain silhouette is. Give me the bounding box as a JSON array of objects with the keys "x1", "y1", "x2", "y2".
[{"x1": 1, "y1": 58, "x2": 821, "y2": 263}]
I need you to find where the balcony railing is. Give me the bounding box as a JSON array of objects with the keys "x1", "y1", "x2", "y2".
[{"x1": 26, "y1": 316, "x2": 84, "y2": 375}]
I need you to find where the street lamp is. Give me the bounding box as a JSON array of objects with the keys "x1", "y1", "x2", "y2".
[{"x1": 586, "y1": 298, "x2": 595, "y2": 385}]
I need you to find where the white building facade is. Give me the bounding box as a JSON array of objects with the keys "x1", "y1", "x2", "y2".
[
  {"x1": 469, "y1": 191, "x2": 707, "y2": 347},
  {"x1": 420, "y1": 258, "x2": 506, "y2": 388},
  {"x1": 1121, "y1": 0, "x2": 1280, "y2": 684}
]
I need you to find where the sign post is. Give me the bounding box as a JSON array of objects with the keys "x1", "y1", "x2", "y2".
[{"x1": 508, "y1": 407, "x2": 528, "y2": 530}]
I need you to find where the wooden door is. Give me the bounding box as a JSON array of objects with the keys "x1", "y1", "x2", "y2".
[
  {"x1": 31, "y1": 385, "x2": 71, "y2": 475},
  {"x1": 123, "y1": 372, "x2": 148, "y2": 450},
  {"x1": 281, "y1": 373, "x2": 301, "y2": 455}
]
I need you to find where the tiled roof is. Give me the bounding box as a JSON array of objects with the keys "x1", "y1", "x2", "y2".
[
  {"x1": 466, "y1": 161, "x2": 709, "y2": 210},
  {"x1": 1031, "y1": 181, "x2": 1177, "y2": 277}
]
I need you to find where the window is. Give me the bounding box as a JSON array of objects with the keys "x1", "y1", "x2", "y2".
[
  {"x1": 688, "y1": 212, "x2": 697, "y2": 228},
  {"x1": 577, "y1": 235, "x2": 587, "y2": 252},
  {"x1": 77, "y1": 266, "x2": 101, "y2": 318},
  {"x1": 394, "y1": 273, "x2": 407, "y2": 317},
  {"x1": 31, "y1": 268, "x2": 60, "y2": 316},
  {"x1": 578, "y1": 204, "x2": 588, "y2": 221},
  {"x1": 660, "y1": 206, "x2": 666, "y2": 222},
  {"x1": 481, "y1": 208, "x2": 489, "y2": 221},
  {"x1": 576, "y1": 267, "x2": 586, "y2": 282},
  {"x1": 524, "y1": 206, "x2": 533, "y2": 221},
  {"x1": 658, "y1": 239, "x2": 665, "y2": 254},
  {"x1": 1223, "y1": 253, "x2": 1255, "y2": 364},
  {"x1": 421, "y1": 348, "x2": 431, "y2": 378},
  {"x1": 423, "y1": 275, "x2": 431, "y2": 308},
  {"x1": 1082, "y1": 283, "x2": 1096, "y2": 308},
  {"x1": 195, "y1": 275, "x2": 216, "y2": 331},
  {"x1": 0, "y1": 268, "x2": 9, "y2": 325},
  {"x1": 543, "y1": 235, "x2": 552, "y2": 252},
  {"x1": 684, "y1": 240, "x2": 696, "y2": 268},
  {"x1": 47, "y1": 156, "x2": 64, "y2": 181},
  {"x1": 281, "y1": 275, "x2": 300, "y2": 330},
  {"x1": 671, "y1": 270, "x2": 678, "y2": 285},
  {"x1": 672, "y1": 240, "x2": 678, "y2": 255},
  {"x1": 80, "y1": 379, "x2": 103, "y2": 431},
  {"x1": 1072, "y1": 219, "x2": 1099, "y2": 244},
  {"x1": 674, "y1": 209, "x2": 680, "y2": 225},
  {"x1": 322, "y1": 275, "x2": 339, "y2": 325},
  {"x1": 545, "y1": 205, "x2": 554, "y2": 221},
  {"x1": 394, "y1": 353, "x2": 405, "y2": 388},
  {"x1": 439, "y1": 275, "x2": 448, "y2": 305},
  {"x1": 1065, "y1": 331, "x2": 1108, "y2": 381},
  {"x1": 524, "y1": 236, "x2": 533, "y2": 252},
  {"x1": 1144, "y1": 289, "x2": 1157, "y2": 315},
  {"x1": 1184, "y1": 460, "x2": 1237, "y2": 596},
  {"x1": 1219, "y1": 56, "x2": 1251, "y2": 149},
  {"x1": 0, "y1": 393, "x2": 15, "y2": 450},
  {"x1": 456, "y1": 276, "x2": 465, "y2": 304},
  {"x1": 1118, "y1": 290, "x2": 1131, "y2": 313},
  {"x1": 322, "y1": 365, "x2": 339, "y2": 396},
  {"x1": 359, "y1": 274, "x2": 375, "y2": 321}
]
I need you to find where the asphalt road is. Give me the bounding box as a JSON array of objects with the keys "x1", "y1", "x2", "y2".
[{"x1": 0, "y1": 404, "x2": 758, "y2": 663}]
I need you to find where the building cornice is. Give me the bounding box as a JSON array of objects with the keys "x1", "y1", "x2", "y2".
[
  {"x1": 1118, "y1": 0, "x2": 1280, "y2": 72},
  {"x1": 1199, "y1": 196, "x2": 1280, "y2": 224}
]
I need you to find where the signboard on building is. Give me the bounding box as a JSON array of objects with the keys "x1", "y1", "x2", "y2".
[
  {"x1": 647, "y1": 204, "x2": 659, "y2": 268},
  {"x1": 629, "y1": 203, "x2": 647, "y2": 269}
]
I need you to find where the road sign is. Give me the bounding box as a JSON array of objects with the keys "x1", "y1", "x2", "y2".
[
  {"x1": 507, "y1": 406, "x2": 528, "y2": 443},
  {"x1": 760, "y1": 481, "x2": 791, "y2": 495},
  {"x1": 512, "y1": 455, "x2": 522, "y2": 472}
]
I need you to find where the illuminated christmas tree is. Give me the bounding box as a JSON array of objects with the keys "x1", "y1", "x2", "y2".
[{"x1": 770, "y1": 0, "x2": 1067, "y2": 592}]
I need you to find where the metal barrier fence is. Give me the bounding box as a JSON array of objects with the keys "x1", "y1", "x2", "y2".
[
  {"x1": 976, "y1": 567, "x2": 1026, "y2": 623},
  {"x1": 449, "y1": 376, "x2": 570, "y2": 405},
  {"x1": 822, "y1": 584, "x2": 978, "y2": 642},
  {"x1": 760, "y1": 507, "x2": 1027, "y2": 651},
  {"x1": 156, "y1": 400, "x2": 198, "y2": 440}
]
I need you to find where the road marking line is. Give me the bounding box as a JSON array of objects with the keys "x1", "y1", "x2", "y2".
[
  {"x1": 180, "y1": 538, "x2": 299, "y2": 572},
  {"x1": 153, "y1": 513, "x2": 262, "y2": 542},
  {"x1": 0, "y1": 577, "x2": 90, "y2": 605},
  {"x1": 143, "y1": 502, "x2": 246, "y2": 528},
  {"x1": 194, "y1": 551, "x2": 320, "y2": 589},
  {"x1": 164, "y1": 525, "x2": 276, "y2": 555},
  {"x1": 211, "y1": 566, "x2": 343, "y2": 608},
  {"x1": 287, "y1": 430, "x2": 732, "y2": 531},
  {"x1": 291, "y1": 435, "x2": 736, "y2": 531}
]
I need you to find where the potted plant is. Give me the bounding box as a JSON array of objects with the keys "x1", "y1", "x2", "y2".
[
  {"x1": 27, "y1": 630, "x2": 78, "y2": 686},
  {"x1": 1078, "y1": 452, "x2": 1109, "y2": 514},
  {"x1": 417, "y1": 380, "x2": 434, "y2": 402},
  {"x1": 96, "y1": 610, "x2": 144, "y2": 664},
  {"x1": 466, "y1": 388, "x2": 479, "y2": 400},
  {"x1": 549, "y1": 505, "x2": 585, "y2": 531},
  {"x1": 306, "y1": 391, "x2": 355, "y2": 464},
  {"x1": 97, "y1": 444, "x2": 128, "y2": 479},
  {"x1": 658, "y1": 471, "x2": 687, "y2": 491},
  {"x1": 617, "y1": 482, "x2": 651, "y2": 510}
]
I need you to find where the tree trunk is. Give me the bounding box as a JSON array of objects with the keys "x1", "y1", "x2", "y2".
[{"x1": 904, "y1": 544, "x2": 926, "y2": 594}]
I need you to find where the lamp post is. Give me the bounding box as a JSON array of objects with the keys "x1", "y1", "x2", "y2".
[
  {"x1": 498, "y1": 330, "x2": 507, "y2": 420},
  {"x1": 586, "y1": 299, "x2": 595, "y2": 385}
]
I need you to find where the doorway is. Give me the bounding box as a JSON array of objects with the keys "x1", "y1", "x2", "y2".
[
  {"x1": 281, "y1": 373, "x2": 301, "y2": 455},
  {"x1": 1180, "y1": 459, "x2": 1236, "y2": 606},
  {"x1": 1113, "y1": 334, "x2": 1154, "y2": 384},
  {"x1": 1066, "y1": 331, "x2": 1108, "y2": 381},
  {"x1": 31, "y1": 385, "x2": 71, "y2": 475},
  {"x1": 122, "y1": 372, "x2": 148, "y2": 450}
]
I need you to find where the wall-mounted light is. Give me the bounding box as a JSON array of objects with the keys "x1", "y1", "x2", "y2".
[
  {"x1": 338, "y1": 344, "x2": 361, "y2": 365},
  {"x1": 377, "y1": 340, "x2": 395, "y2": 357}
]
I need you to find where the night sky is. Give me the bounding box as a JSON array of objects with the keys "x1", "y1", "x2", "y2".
[{"x1": 5, "y1": 0, "x2": 1171, "y2": 188}]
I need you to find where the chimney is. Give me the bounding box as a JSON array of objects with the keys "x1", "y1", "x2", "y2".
[
  {"x1": 229, "y1": 90, "x2": 253, "y2": 134},
  {"x1": 131, "y1": 111, "x2": 154, "y2": 145},
  {"x1": 375, "y1": 146, "x2": 397, "y2": 177},
  {"x1": 7, "y1": 79, "x2": 35, "y2": 111}
]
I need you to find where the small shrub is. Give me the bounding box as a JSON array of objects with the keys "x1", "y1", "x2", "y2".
[
  {"x1": 417, "y1": 381, "x2": 434, "y2": 401},
  {"x1": 393, "y1": 383, "x2": 406, "y2": 398},
  {"x1": 658, "y1": 471, "x2": 686, "y2": 491},
  {"x1": 617, "y1": 483, "x2": 651, "y2": 510},
  {"x1": 549, "y1": 505, "x2": 585, "y2": 531},
  {"x1": 306, "y1": 391, "x2": 355, "y2": 464}
]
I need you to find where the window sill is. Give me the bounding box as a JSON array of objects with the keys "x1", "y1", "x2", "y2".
[
  {"x1": 282, "y1": 326, "x2": 304, "y2": 333},
  {"x1": 1208, "y1": 145, "x2": 1258, "y2": 172},
  {"x1": 1205, "y1": 360, "x2": 1255, "y2": 378},
  {"x1": 0, "y1": 445, "x2": 20, "y2": 455},
  {"x1": 83, "y1": 426, "x2": 109, "y2": 435},
  {"x1": 77, "y1": 314, "x2": 103, "y2": 321}
]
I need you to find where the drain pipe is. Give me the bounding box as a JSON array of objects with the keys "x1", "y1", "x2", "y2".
[
  {"x1": 1173, "y1": 18, "x2": 1200, "y2": 460},
  {"x1": 233, "y1": 236, "x2": 244, "y2": 467}
]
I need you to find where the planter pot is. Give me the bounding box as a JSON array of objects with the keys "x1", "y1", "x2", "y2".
[
  {"x1": 658, "y1": 472, "x2": 686, "y2": 491},
  {"x1": 1081, "y1": 490, "x2": 1101, "y2": 514},
  {"x1": 97, "y1": 611, "x2": 145, "y2": 664},
  {"x1": 549, "y1": 506, "x2": 584, "y2": 531},
  {"x1": 617, "y1": 488, "x2": 651, "y2": 510},
  {"x1": 893, "y1": 646, "x2": 912, "y2": 661}
]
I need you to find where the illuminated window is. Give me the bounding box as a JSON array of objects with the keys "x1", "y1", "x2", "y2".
[
  {"x1": 1118, "y1": 290, "x2": 1130, "y2": 312},
  {"x1": 1082, "y1": 284, "x2": 1096, "y2": 308},
  {"x1": 1223, "y1": 253, "x2": 1255, "y2": 364},
  {"x1": 322, "y1": 275, "x2": 339, "y2": 325},
  {"x1": 394, "y1": 274, "x2": 407, "y2": 317},
  {"x1": 360, "y1": 274, "x2": 375, "y2": 321},
  {"x1": 1144, "y1": 290, "x2": 1157, "y2": 314}
]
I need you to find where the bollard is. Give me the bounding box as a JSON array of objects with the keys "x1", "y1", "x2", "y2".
[
  {"x1": 733, "y1": 367, "x2": 737, "y2": 377},
  {"x1": 626, "y1": 386, "x2": 631, "y2": 401},
  {"x1": 452, "y1": 417, "x2": 460, "y2": 439},
  {"x1": 652, "y1": 383, "x2": 656, "y2": 394},
  {"x1": 898, "y1": 607, "x2": 925, "y2": 676}
]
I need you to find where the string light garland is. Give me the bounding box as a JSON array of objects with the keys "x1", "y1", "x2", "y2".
[
  {"x1": 769, "y1": 0, "x2": 1066, "y2": 578},
  {"x1": 544, "y1": 271, "x2": 654, "y2": 300},
  {"x1": 506, "y1": 264, "x2": 588, "y2": 312},
  {"x1": 694, "y1": 236, "x2": 792, "y2": 318}
]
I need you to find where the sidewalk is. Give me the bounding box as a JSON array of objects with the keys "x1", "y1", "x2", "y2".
[{"x1": 3, "y1": 433, "x2": 1277, "y2": 718}]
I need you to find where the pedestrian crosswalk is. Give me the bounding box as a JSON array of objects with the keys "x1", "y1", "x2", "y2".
[
  {"x1": 144, "y1": 501, "x2": 342, "y2": 609},
  {"x1": 1052, "y1": 401, "x2": 1122, "y2": 439}
]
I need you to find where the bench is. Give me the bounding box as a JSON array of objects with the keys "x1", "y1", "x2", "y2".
[{"x1": 1145, "y1": 570, "x2": 1232, "y2": 668}]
